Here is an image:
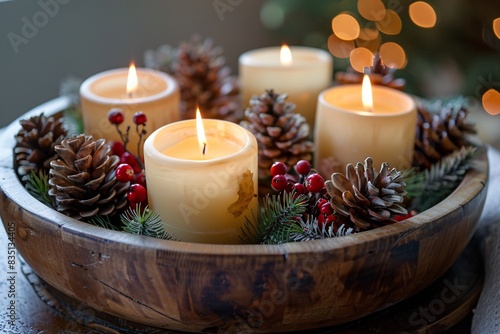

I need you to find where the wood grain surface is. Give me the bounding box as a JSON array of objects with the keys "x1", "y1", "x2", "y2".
[
  {"x1": 0, "y1": 97, "x2": 489, "y2": 333},
  {"x1": 0, "y1": 223, "x2": 481, "y2": 333}
]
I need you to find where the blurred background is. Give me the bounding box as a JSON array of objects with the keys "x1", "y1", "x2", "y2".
[{"x1": 1, "y1": 0, "x2": 499, "y2": 144}]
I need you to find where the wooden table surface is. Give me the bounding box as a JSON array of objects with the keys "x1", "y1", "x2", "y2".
[{"x1": 0, "y1": 215, "x2": 479, "y2": 334}]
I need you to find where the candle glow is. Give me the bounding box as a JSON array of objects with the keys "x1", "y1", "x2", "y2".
[
  {"x1": 126, "y1": 62, "x2": 138, "y2": 97},
  {"x1": 280, "y1": 44, "x2": 293, "y2": 66},
  {"x1": 362, "y1": 74, "x2": 374, "y2": 112},
  {"x1": 196, "y1": 108, "x2": 208, "y2": 157}
]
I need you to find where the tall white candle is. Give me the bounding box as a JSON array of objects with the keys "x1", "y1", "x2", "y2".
[
  {"x1": 80, "y1": 65, "x2": 180, "y2": 155},
  {"x1": 143, "y1": 116, "x2": 258, "y2": 244},
  {"x1": 314, "y1": 81, "x2": 417, "y2": 172},
  {"x1": 239, "y1": 46, "x2": 333, "y2": 130}
]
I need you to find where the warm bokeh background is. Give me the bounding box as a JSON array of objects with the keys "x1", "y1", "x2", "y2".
[{"x1": 1, "y1": 0, "x2": 499, "y2": 145}]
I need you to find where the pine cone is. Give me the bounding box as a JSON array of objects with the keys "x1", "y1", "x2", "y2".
[
  {"x1": 241, "y1": 90, "x2": 314, "y2": 179},
  {"x1": 335, "y1": 53, "x2": 405, "y2": 90},
  {"x1": 14, "y1": 113, "x2": 67, "y2": 178},
  {"x1": 413, "y1": 99, "x2": 476, "y2": 170},
  {"x1": 171, "y1": 35, "x2": 242, "y2": 122},
  {"x1": 48, "y1": 135, "x2": 129, "y2": 220},
  {"x1": 325, "y1": 157, "x2": 407, "y2": 231}
]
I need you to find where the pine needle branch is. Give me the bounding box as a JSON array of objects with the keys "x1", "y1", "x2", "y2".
[
  {"x1": 405, "y1": 146, "x2": 477, "y2": 211},
  {"x1": 121, "y1": 204, "x2": 175, "y2": 240},
  {"x1": 23, "y1": 170, "x2": 54, "y2": 208},
  {"x1": 289, "y1": 217, "x2": 353, "y2": 242},
  {"x1": 88, "y1": 215, "x2": 120, "y2": 231},
  {"x1": 240, "y1": 192, "x2": 308, "y2": 245}
]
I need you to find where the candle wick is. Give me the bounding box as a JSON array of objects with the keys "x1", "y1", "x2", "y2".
[{"x1": 202, "y1": 142, "x2": 207, "y2": 156}]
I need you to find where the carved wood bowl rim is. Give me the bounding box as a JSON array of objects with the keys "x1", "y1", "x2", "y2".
[{"x1": 0, "y1": 96, "x2": 489, "y2": 332}]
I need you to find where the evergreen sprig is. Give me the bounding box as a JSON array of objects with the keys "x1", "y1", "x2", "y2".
[
  {"x1": 289, "y1": 217, "x2": 353, "y2": 242},
  {"x1": 121, "y1": 204, "x2": 174, "y2": 240},
  {"x1": 240, "y1": 192, "x2": 308, "y2": 245},
  {"x1": 88, "y1": 215, "x2": 120, "y2": 231},
  {"x1": 416, "y1": 95, "x2": 471, "y2": 115},
  {"x1": 405, "y1": 146, "x2": 477, "y2": 211},
  {"x1": 62, "y1": 105, "x2": 84, "y2": 136},
  {"x1": 23, "y1": 170, "x2": 53, "y2": 208}
]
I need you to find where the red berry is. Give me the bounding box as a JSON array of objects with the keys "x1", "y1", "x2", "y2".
[
  {"x1": 108, "y1": 108, "x2": 124, "y2": 125},
  {"x1": 133, "y1": 172, "x2": 147, "y2": 187},
  {"x1": 271, "y1": 174, "x2": 288, "y2": 191},
  {"x1": 295, "y1": 160, "x2": 312, "y2": 176},
  {"x1": 127, "y1": 184, "x2": 147, "y2": 203},
  {"x1": 320, "y1": 202, "x2": 333, "y2": 215},
  {"x1": 133, "y1": 165, "x2": 143, "y2": 174},
  {"x1": 110, "y1": 141, "x2": 125, "y2": 156},
  {"x1": 305, "y1": 173, "x2": 325, "y2": 193},
  {"x1": 318, "y1": 214, "x2": 327, "y2": 228},
  {"x1": 270, "y1": 162, "x2": 287, "y2": 177},
  {"x1": 316, "y1": 198, "x2": 328, "y2": 208},
  {"x1": 115, "y1": 163, "x2": 134, "y2": 182},
  {"x1": 133, "y1": 111, "x2": 147, "y2": 125},
  {"x1": 120, "y1": 151, "x2": 138, "y2": 166},
  {"x1": 292, "y1": 183, "x2": 307, "y2": 195}
]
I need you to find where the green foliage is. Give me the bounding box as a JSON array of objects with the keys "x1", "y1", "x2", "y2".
[
  {"x1": 88, "y1": 215, "x2": 120, "y2": 231},
  {"x1": 289, "y1": 217, "x2": 353, "y2": 242},
  {"x1": 240, "y1": 192, "x2": 308, "y2": 245},
  {"x1": 405, "y1": 146, "x2": 477, "y2": 212},
  {"x1": 416, "y1": 96, "x2": 471, "y2": 115},
  {"x1": 121, "y1": 204, "x2": 174, "y2": 240},
  {"x1": 62, "y1": 106, "x2": 84, "y2": 136},
  {"x1": 23, "y1": 170, "x2": 53, "y2": 208}
]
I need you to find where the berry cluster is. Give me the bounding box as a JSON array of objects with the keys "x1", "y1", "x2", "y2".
[
  {"x1": 269, "y1": 160, "x2": 339, "y2": 228},
  {"x1": 108, "y1": 109, "x2": 149, "y2": 209},
  {"x1": 270, "y1": 160, "x2": 324, "y2": 194}
]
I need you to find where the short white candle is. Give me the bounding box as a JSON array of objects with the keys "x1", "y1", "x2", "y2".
[
  {"x1": 143, "y1": 115, "x2": 259, "y2": 244},
  {"x1": 239, "y1": 45, "x2": 333, "y2": 130},
  {"x1": 314, "y1": 80, "x2": 417, "y2": 172},
  {"x1": 80, "y1": 65, "x2": 180, "y2": 155}
]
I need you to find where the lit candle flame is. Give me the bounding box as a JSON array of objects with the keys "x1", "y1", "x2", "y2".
[
  {"x1": 126, "y1": 62, "x2": 138, "y2": 97},
  {"x1": 362, "y1": 74, "x2": 374, "y2": 112},
  {"x1": 196, "y1": 107, "x2": 207, "y2": 157},
  {"x1": 280, "y1": 44, "x2": 292, "y2": 66}
]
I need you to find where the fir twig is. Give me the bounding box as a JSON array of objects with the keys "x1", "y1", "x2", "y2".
[
  {"x1": 405, "y1": 146, "x2": 477, "y2": 211},
  {"x1": 23, "y1": 170, "x2": 53, "y2": 208},
  {"x1": 240, "y1": 192, "x2": 308, "y2": 245},
  {"x1": 121, "y1": 204, "x2": 174, "y2": 240},
  {"x1": 88, "y1": 215, "x2": 120, "y2": 231},
  {"x1": 289, "y1": 217, "x2": 353, "y2": 242},
  {"x1": 62, "y1": 105, "x2": 84, "y2": 136}
]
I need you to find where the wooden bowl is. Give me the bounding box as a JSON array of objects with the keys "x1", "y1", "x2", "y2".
[{"x1": 0, "y1": 97, "x2": 489, "y2": 333}]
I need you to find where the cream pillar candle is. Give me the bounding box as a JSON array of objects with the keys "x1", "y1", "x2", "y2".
[
  {"x1": 80, "y1": 65, "x2": 180, "y2": 155},
  {"x1": 239, "y1": 45, "x2": 333, "y2": 130},
  {"x1": 314, "y1": 82, "x2": 417, "y2": 172},
  {"x1": 143, "y1": 115, "x2": 258, "y2": 244}
]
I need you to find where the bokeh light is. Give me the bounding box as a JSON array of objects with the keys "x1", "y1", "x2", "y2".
[
  {"x1": 328, "y1": 34, "x2": 355, "y2": 58},
  {"x1": 359, "y1": 26, "x2": 379, "y2": 40},
  {"x1": 409, "y1": 2, "x2": 437, "y2": 28},
  {"x1": 482, "y1": 89, "x2": 500, "y2": 115},
  {"x1": 379, "y1": 42, "x2": 407, "y2": 69},
  {"x1": 356, "y1": 35, "x2": 381, "y2": 53},
  {"x1": 357, "y1": 0, "x2": 386, "y2": 22},
  {"x1": 260, "y1": 1, "x2": 285, "y2": 30},
  {"x1": 376, "y1": 9, "x2": 402, "y2": 35},
  {"x1": 350, "y1": 47, "x2": 375, "y2": 73},
  {"x1": 493, "y1": 18, "x2": 500, "y2": 39},
  {"x1": 332, "y1": 13, "x2": 360, "y2": 40}
]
